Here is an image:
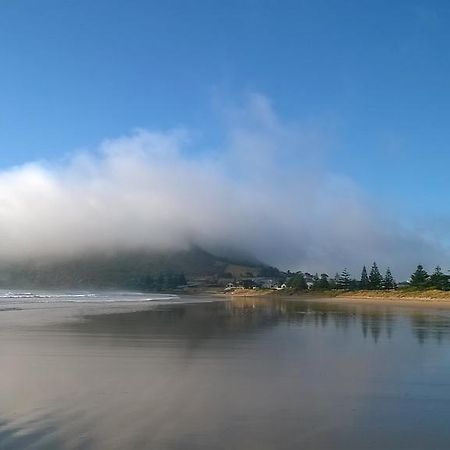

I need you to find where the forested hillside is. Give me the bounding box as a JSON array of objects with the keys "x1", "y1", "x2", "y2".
[{"x1": 0, "y1": 247, "x2": 266, "y2": 291}]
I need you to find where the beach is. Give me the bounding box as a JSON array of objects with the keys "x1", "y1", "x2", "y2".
[
  {"x1": 224, "y1": 288, "x2": 450, "y2": 308},
  {"x1": 2, "y1": 291, "x2": 450, "y2": 449}
]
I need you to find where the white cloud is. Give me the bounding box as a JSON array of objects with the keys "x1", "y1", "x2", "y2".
[{"x1": 0, "y1": 94, "x2": 446, "y2": 278}]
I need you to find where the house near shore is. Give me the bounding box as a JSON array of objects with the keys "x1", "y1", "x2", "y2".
[
  {"x1": 238, "y1": 279, "x2": 258, "y2": 289},
  {"x1": 255, "y1": 278, "x2": 277, "y2": 289},
  {"x1": 234, "y1": 277, "x2": 282, "y2": 289},
  {"x1": 224, "y1": 282, "x2": 236, "y2": 292}
]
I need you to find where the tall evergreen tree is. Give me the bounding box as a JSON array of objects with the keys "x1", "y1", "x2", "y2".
[
  {"x1": 360, "y1": 266, "x2": 369, "y2": 289},
  {"x1": 410, "y1": 265, "x2": 429, "y2": 287},
  {"x1": 383, "y1": 267, "x2": 396, "y2": 290},
  {"x1": 369, "y1": 262, "x2": 383, "y2": 290},
  {"x1": 430, "y1": 266, "x2": 449, "y2": 290},
  {"x1": 338, "y1": 268, "x2": 352, "y2": 290}
]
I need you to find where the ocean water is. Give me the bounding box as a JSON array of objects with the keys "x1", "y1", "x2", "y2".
[
  {"x1": 1, "y1": 293, "x2": 450, "y2": 449},
  {"x1": 0, "y1": 290, "x2": 179, "y2": 303}
]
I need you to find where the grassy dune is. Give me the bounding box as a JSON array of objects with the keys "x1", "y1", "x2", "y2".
[
  {"x1": 224, "y1": 287, "x2": 450, "y2": 302},
  {"x1": 338, "y1": 289, "x2": 450, "y2": 300}
]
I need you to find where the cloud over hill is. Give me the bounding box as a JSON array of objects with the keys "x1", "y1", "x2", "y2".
[{"x1": 0, "y1": 94, "x2": 446, "y2": 278}]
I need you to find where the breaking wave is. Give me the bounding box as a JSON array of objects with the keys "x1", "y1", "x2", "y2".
[{"x1": 0, "y1": 291, "x2": 179, "y2": 304}]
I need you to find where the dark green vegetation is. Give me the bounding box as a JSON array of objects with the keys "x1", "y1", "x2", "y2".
[
  {"x1": 284, "y1": 263, "x2": 450, "y2": 294},
  {"x1": 409, "y1": 265, "x2": 450, "y2": 291},
  {"x1": 0, "y1": 247, "x2": 268, "y2": 291},
  {"x1": 0, "y1": 245, "x2": 448, "y2": 295}
]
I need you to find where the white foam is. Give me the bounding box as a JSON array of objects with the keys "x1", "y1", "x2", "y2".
[{"x1": 0, "y1": 291, "x2": 179, "y2": 304}]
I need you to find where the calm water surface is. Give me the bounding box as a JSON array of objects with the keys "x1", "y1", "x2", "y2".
[{"x1": 1, "y1": 293, "x2": 450, "y2": 449}]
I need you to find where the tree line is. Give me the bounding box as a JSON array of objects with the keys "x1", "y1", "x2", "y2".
[
  {"x1": 134, "y1": 272, "x2": 187, "y2": 291},
  {"x1": 286, "y1": 263, "x2": 450, "y2": 292}
]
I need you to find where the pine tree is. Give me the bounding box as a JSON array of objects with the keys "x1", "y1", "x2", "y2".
[
  {"x1": 338, "y1": 268, "x2": 351, "y2": 290},
  {"x1": 360, "y1": 266, "x2": 369, "y2": 289},
  {"x1": 429, "y1": 266, "x2": 449, "y2": 290},
  {"x1": 383, "y1": 267, "x2": 396, "y2": 290},
  {"x1": 369, "y1": 262, "x2": 383, "y2": 290},
  {"x1": 410, "y1": 265, "x2": 429, "y2": 287}
]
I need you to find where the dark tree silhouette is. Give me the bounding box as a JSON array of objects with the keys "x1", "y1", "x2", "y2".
[
  {"x1": 338, "y1": 268, "x2": 352, "y2": 290},
  {"x1": 318, "y1": 273, "x2": 330, "y2": 289},
  {"x1": 287, "y1": 272, "x2": 308, "y2": 291},
  {"x1": 410, "y1": 265, "x2": 429, "y2": 287},
  {"x1": 360, "y1": 266, "x2": 369, "y2": 289},
  {"x1": 383, "y1": 267, "x2": 396, "y2": 290},
  {"x1": 369, "y1": 262, "x2": 383, "y2": 290},
  {"x1": 429, "y1": 266, "x2": 449, "y2": 290}
]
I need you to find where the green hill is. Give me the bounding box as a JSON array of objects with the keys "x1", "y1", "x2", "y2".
[{"x1": 0, "y1": 247, "x2": 268, "y2": 291}]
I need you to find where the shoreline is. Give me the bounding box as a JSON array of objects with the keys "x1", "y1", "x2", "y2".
[{"x1": 219, "y1": 288, "x2": 450, "y2": 309}]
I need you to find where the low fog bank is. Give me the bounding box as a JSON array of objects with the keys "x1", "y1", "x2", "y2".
[{"x1": 0, "y1": 94, "x2": 446, "y2": 279}]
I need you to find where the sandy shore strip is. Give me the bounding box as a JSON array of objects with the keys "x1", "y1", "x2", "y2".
[{"x1": 220, "y1": 288, "x2": 450, "y2": 309}]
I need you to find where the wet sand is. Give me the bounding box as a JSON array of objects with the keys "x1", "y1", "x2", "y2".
[
  {"x1": 2, "y1": 293, "x2": 450, "y2": 449},
  {"x1": 224, "y1": 289, "x2": 450, "y2": 309}
]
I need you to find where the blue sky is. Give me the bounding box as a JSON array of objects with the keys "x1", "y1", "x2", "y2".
[{"x1": 0, "y1": 0, "x2": 449, "y2": 270}]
